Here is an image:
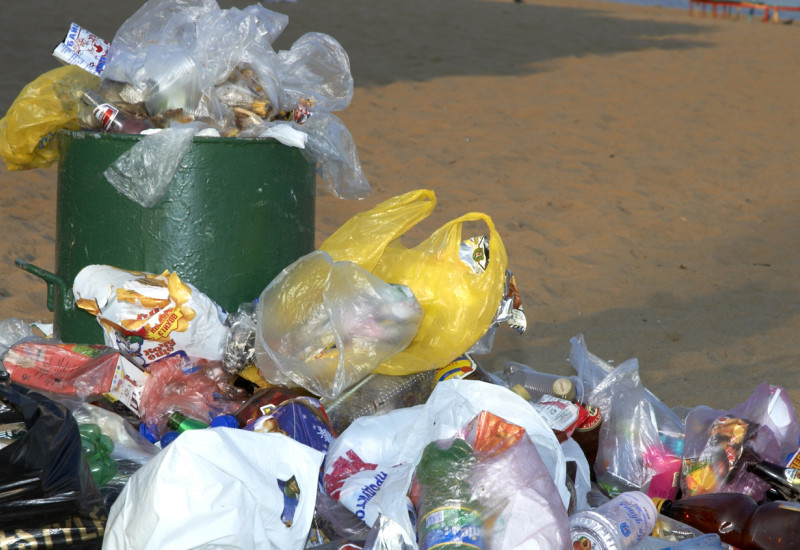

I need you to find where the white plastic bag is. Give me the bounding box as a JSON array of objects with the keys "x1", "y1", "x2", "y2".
[
  {"x1": 322, "y1": 379, "x2": 569, "y2": 547},
  {"x1": 255, "y1": 250, "x2": 423, "y2": 400},
  {"x1": 103, "y1": 428, "x2": 324, "y2": 550}
]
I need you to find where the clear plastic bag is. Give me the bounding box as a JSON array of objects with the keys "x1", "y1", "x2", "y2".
[
  {"x1": 103, "y1": 121, "x2": 206, "y2": 207},
  {"x1": 571, "y1": 335, "x2": 686, "y2": 499},
  {"x1": 275, "y1": 32, "x2": 354, "y2": 114},
  {"x1": 303, "y1": 112, "x2": 370, "y2": 199},
  {"x1": 255, "y1": 250, "x2": 424, "y2": 400},
  {"x1": 680, "y1": 381, "x2": 799, "y2": 500}
]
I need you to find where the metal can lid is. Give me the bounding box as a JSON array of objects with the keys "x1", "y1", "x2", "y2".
[{"x1": 570, "y1": 513, "x2": 620, "y2": 550}]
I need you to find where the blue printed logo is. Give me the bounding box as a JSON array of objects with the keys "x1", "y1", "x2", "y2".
[{"x1": 620, "y1": 522, "x2": 631, "y2": 537}]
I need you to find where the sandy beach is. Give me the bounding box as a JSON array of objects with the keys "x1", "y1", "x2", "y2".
[{"x1": 1, "y1": 0, "x2": 798, "y2": 413}]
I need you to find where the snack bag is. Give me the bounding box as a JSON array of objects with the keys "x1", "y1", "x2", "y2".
[{"x1": 73, "y1": 264, "x2": 228, "y2": 368}]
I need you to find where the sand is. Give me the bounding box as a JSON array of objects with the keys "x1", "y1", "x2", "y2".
[{"x1": 1, "y1": 0, "x2": 798, "y2": 413}]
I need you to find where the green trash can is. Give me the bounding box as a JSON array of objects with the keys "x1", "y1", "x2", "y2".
[{"x1": 18, "y1": 130, "x2": 316, "y2": 345}]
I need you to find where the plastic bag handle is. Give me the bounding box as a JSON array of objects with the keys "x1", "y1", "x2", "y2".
[
  {"x1": 433, "y1": 211, "x2": 508, "y2": 280},
  {"x1": 320, "y1": 188, "x2": 436, "y2": 271}
]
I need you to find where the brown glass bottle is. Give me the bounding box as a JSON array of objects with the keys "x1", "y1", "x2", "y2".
[
  {"x1": 570, "y1": 404, "x2": 603, "y2": 479},
  {"x1": 654, "y1": 492, "x2": 800, "y2": 550},
  {"x1": 232, "y1": 386, "x2": 314, "y2": 428},
  {"x1": 746, "y1": 461, "x2": 800, "y2": 502}
]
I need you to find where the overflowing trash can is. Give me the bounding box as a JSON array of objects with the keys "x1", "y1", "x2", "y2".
[{"x1": 22, "y1": 130, "x2": 316, "y2": 344}]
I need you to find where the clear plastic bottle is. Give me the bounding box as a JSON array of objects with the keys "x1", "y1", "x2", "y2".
[
  {"x1": 81, "y1": 89, "x2": 154, "y2": 134},
  {"x1": 570, "y1": 491, "x2": 657, "y2": 550},
  {"x1": 500, "y1": 361, "x2": 584, "y2": 403}
]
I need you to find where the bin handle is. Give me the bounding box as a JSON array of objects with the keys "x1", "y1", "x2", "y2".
[{"x1": 14, "y1": 259, "x2": 74, "y2": 312}]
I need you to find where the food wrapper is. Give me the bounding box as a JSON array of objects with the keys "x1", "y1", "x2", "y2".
[
  {"x1": 52, "y1": 22, "x2": 110, "y2": 76},
  {"x1": 73, "y1": 265, "x2": 228, "y2": 368},
  {"x1": 2, "y1": 342, "x2": 148, "y2": 413}
]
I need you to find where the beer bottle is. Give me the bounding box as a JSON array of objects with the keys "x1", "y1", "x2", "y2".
[
  {"x1": 653, "y1": 492, "x2": 800, "y2": 549},
  {"x1": 745, "y1": 460, "x2": 800, "y2": 502}
]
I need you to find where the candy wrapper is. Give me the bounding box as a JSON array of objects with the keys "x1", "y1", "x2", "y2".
[{"x1": 74, "y1": 264, "x2": 229, "y2": 368}]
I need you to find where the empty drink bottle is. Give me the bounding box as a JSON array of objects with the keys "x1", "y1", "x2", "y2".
[
  {"x1": 570, "y1": 490, "x2": 657, "y2": 550},
  {"x1": 414, "y1": 438, "x2": 484, "y2": 550},
  {"x1": 745, "y1": 460, "x2": 800, "y2": 502}
]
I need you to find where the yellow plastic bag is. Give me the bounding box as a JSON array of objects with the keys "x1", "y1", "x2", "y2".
[
  {"x1": 320, "y1": 189, "x2": 508, "y2": 376},
  {"x1": 0, "y1": 65, "x2": 99, "y2": 170}
]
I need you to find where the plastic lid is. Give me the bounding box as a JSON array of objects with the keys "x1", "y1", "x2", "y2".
[
  {"x1": 210, "y1": 414, "x2": 239, "y2": 429},
  {"x1": 510, "y1": 384, "x2": 532, "y2": 401},
  {"x1": 160, "y1": 431, "x2": 180, "y2": 448},
  {"x1": 139, "y1": 422, "x2": 158, "y2": 443},
  {"x1": 552, "y1": 377, "x2": 576, "y2": 401}
]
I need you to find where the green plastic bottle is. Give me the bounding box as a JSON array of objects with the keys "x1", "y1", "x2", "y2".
[{"x1": 414, "y1": 438, "x2": 484, "y2": 550}]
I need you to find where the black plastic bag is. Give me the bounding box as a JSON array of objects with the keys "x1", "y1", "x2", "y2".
[{"x1": 0, "y1": 374, "x2": 106, "y2": 548}]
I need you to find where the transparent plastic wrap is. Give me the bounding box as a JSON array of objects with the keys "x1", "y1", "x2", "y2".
[
  {"x1": 570, "y1": 335, "x2": 685, "y2": 499},
  {"x1": 276, "y1": 32, "x2": 354, "y2": 114},
  {"x1": 680, "y1": 381, "x2": 799, "y2": 501},
  {"x1": 322, "y1": 370, "x2": 436, "y2": 435},
  {"x1": 255, "y1": 250, "x2": 424, "y2": 400},
  {"x1": 103, "y1": 121, "x2": 206, "y2": 207},
  {"x1": 0, "y1": 318, "x2": 37, "y2": 358},
  {"x1": 0, "y1": 65, "x2": 99, "y2": 170},
  {"x1": 102, "y1": 0, "x2": 218, "y2": 114},
  {"x1": 222, "y1": 302, "x2": 258, "y2": 374},
  {"x1": 137, "y1": 351, "x2": 248, "y2": 439},
  {"x1": 303, "y1": 111, "x2": 370, "y2": 199}
]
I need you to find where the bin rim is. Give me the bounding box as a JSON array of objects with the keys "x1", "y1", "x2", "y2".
[{"x1": 57, "y1": 128, "x2": 293, "y2": 146}]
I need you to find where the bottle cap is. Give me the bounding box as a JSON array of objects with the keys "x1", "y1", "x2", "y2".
[
  {"x1": 139, "y1": 422, "x2": 158, "y2": 443},
  {"x1": 210, "y1": 414, "x2": 239, "y2": 429},
  {"x1": 160, "y1": 431, "x2": 180, "y2": 448},
  {"x1": 651, "y1": 497, "x2": 666, "y2": 513},
  {"x1": 510, "y1": 384, "x2": 532, "y2": 401},
  {"x1": 552, "y1": 377, "x2": 576, "y2": 401}
]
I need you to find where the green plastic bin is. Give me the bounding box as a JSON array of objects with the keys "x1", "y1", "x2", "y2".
[{"x1": 18, "y1": 130, "x2": 316, "y2": 344}]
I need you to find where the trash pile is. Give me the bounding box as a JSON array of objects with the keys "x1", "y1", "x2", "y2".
[
  {"x1": 1, "y1": 1, "x2": 800, "y2": 550},
  {"x1": 0, "y1": 0, "x2": 370, "y2": 202}
]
